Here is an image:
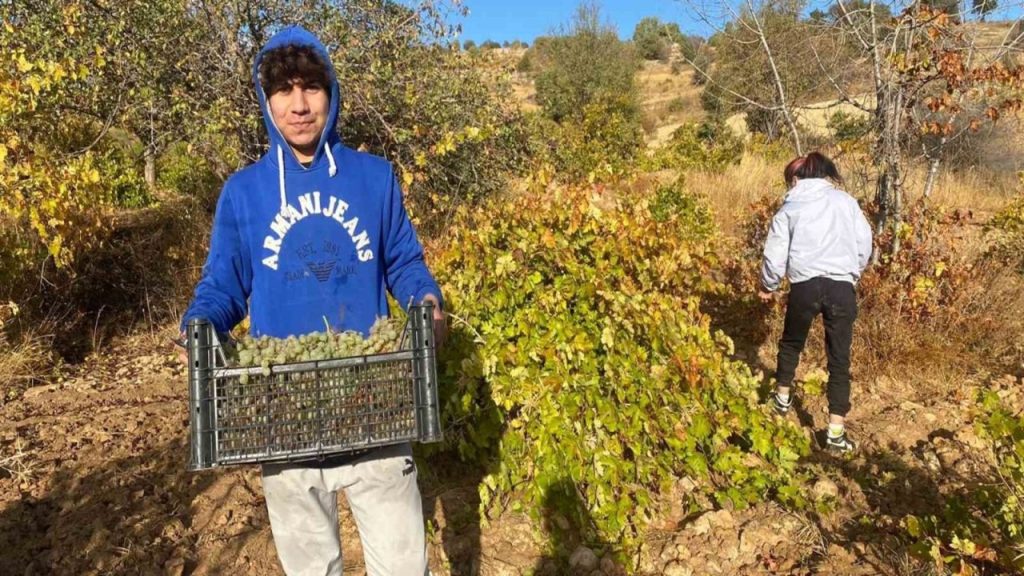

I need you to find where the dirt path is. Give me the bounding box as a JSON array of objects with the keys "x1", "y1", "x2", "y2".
[{"x1": 0, "y1": 327, "x2": 1013, "y2": 575}]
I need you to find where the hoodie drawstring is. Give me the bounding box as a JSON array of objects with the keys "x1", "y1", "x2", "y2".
[
  {"x1": 277, "y1": 142, "x2": 338, "y2": 212},
  {"x1": 325, "y1": 142, "x2": 337, "y2": 177},
  {"x1": 277, "y1": 145, "x2": 287, "y2": 212}
]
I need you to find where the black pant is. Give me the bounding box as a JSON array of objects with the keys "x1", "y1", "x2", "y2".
[{"x1": 775, "y1": 277, "x2": 858, "y2": 417}]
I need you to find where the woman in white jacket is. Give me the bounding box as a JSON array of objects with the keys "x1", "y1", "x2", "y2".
[{"x1": 758, "y1": 152, "x2": 873, "y2": 453}]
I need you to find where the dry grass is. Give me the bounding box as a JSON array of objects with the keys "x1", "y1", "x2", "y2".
[
  {"x1": 638, "y1": 61, "x2": 706, "y2": 144},
  {"x1": 510, "y1": 74, "x2": 539, "y2": 113},
  {"x1": 688, "y1": 153, "x2": 780, "y2": 237},
  {"x1": 966, "y1": 20, "x2": 1022, "y2": 55},
  {"x1": 724, "y1": 96, "x2": 875, "y2": 141},
  {"x1": 913, "y1": 167, "x2": 1021, "y2": 216},
  {"x1": 508, "y1": 58, "x2": 707, "y2": 144},
  {"x1": 0, "y1": 331, "x2": 55, "y2": 402},
  {"x1": 693, "y1": 149, "x2": 1021, "y2": 239},
  {"x1": 0, "y1": 437, "x2": 37, "y2": 486}
]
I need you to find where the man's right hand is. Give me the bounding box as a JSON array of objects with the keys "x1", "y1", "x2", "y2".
[
  {"x1": 421, "y1": 294, "x2": 447, "y2": 350},
  {"x1": 173, "y1": 330, "x2": 188, "y2": 367}
]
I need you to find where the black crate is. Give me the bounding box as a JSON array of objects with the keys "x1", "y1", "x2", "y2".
[{"x1": 187, "y1": 304, "x2": 442, "y2": 470}]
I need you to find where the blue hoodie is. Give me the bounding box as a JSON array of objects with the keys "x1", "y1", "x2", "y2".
[{"x1": 181, "y1": 26, "x2": 442, "y2": 338}]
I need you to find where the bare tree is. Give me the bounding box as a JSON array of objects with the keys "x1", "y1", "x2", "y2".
[
  {"x1": 680, "y1": 0, "x2": 1024, "y2": 256},
  {"x1": 825, "y1": 1, "x2": 1024, "y2": 254},
  {"x1": 680, "y1": 0, "x2": 813, "y2": 154}
]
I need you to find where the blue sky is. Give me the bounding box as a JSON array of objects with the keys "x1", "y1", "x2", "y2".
[
  {"x1": 453, "y1": 0, "x2": 702, "y2": 44},
  {"x1": 448, "y1": 0, "x2": 1024, "y2": 44}
]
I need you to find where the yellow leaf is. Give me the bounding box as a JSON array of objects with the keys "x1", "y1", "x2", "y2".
[
  {"x1": 47, "y1": 236, "x2": 62, "y2": 258},
  {"x1": 51, "y1": 64, "x2": 66, "y2": 82},
  {"x1": 601, "y1": 326, "x2": 615, "y2": 349},
  {"x1": 16, "y1": 54, "x2": 33, "y2": 73},
  {"x1": 0, "y1": 144, "x2": 6, "y2": 164},
  {"x1": 402, "y1": 171, "x2": 414, "y2": 188},
  {"x1": 26, "y1": 76, "x2": 42, "y2": 95}
]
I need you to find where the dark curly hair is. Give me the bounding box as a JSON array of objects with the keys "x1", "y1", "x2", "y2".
[{"x1": 258, "y1": 44, "x2": 331, "y2": 96}]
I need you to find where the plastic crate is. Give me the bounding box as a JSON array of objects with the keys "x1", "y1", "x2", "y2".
[{"x1": 187, "y1": 304, "x2": 442, "y2": 471}]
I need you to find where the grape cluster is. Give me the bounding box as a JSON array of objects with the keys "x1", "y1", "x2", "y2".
[
  {"x1": 215, "y1": 318, "x2": 411, "y2": 457},
  {"x1": 232, "y1": 317, "x2": 405, "y2": 379}
]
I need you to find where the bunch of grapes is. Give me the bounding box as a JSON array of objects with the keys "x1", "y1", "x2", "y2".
[
  {"x1": 217, "y1": 317, "x2": 408, "y2": 455},
  {"x1": 232, "y1": 317, "x2": 404, "y2": 378}
]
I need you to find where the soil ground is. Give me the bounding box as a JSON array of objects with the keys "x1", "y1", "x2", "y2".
[{"x1": 1, "y1": 325, "x2": 1016, "y2": 575}]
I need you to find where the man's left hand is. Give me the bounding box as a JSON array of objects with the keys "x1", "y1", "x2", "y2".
[
  {"x1": 421, "y1": 294, "x2": 447, "y2": 349},
  {"x1": 757, "y1": 290, "x2": 775, "y2": 303}
]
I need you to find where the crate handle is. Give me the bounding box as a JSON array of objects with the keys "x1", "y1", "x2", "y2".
[
  {"x1": 187, "y1": 318, "x2": 216, "y2": 470},
  {"x1": 411, "y1": 303, "x2": 442, "y2": 444}
]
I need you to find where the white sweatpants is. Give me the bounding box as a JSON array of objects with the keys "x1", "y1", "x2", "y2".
[{"x1": 261, "y1": 443, "x2": 428, "y2": 576}]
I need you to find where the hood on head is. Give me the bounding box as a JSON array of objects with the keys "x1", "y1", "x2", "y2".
[{"x1": 252, "y1": 25, "x2": 341, "y2": 172}]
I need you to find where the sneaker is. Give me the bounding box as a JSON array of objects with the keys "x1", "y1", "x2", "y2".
[
  {"x1": 771, "y1": 391, "x2": 793, "y2": 416},
  {"x1": 825, "y1": 430, "x2": 856, "y2": 453}
]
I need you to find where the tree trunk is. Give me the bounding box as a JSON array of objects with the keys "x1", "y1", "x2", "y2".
[
  {"x1": 923, "y1": 153, "x2": 942, "y2": 199},
  {"x1": 144, "y1": 145, "x2": 156, "y2": 188},
  {"x1": 749, "y1": 6, "x2": 803, "y2": 155},
  {"x1": 145, "y1": 105, "x2": 157, "y2": 188},
  {"x1": 873, "y1": 86, "x2": 904, "y2": 260}
]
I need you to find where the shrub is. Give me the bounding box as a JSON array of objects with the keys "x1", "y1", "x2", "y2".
[
  {"x1": 985, "y1": 187, "x2": 1024, "y2": 274},
  {"x1": 841, "y1": 201, "x2": 1016, "y2": 375},
  {"x1": 0, "y1": 19, "x2": 115, "y2": 273},
  {"x1": 96, "y1": 147, "x2": 150, "y2": 209},
  {"x1": 827, "y1": 110, "x2": 872, "y2": 146},
  {"x1": 690, "y1": 50, "x2": 711, "y2": 86},
  {"x1": 331, "y1": 2, "x2": 529, "y2": 232},
  {"x1": 528, "y1": 96, "x2": 646, "y2": 183},
  {"x1": 703, "y1": 194, "x2": 784, "y2": 353},
  {"x1": 632, "y1": 17, "x2": 686, "y2": 61},
  {"x1": 432, "y1": 178, "x2": 810, "y2": 551},
  {"x1": 644, "y1": 121, "x2": 745, "y2": 173},
  {"x1": 157, "y1": 141, "x2": 223, "y2": 205},
  {"x1": 532, "y1": 3, "x2": 641, "y2": 123},
  {"x1": 745, "y1": 133, "x2": 796, "y2": 163},
  {"x1": 901, "y1": 389, "x2": 1024, "y2": 574},
  {"x1": 516, "y1": 50, "x2": 532, "y2": 74}
]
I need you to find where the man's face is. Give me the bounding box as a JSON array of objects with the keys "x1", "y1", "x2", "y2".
[{"x1": 268, "y1": 80, "x2": 329, "y2": 161}]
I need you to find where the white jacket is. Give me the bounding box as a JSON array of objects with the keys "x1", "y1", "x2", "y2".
[{"x1": 760, "y1": 178, "x2": 873, "y2": 291}]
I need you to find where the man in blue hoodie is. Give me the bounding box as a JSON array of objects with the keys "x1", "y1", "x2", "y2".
[{"x1": 180, "y1": 26, "x2": 442, "y2": 576}]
